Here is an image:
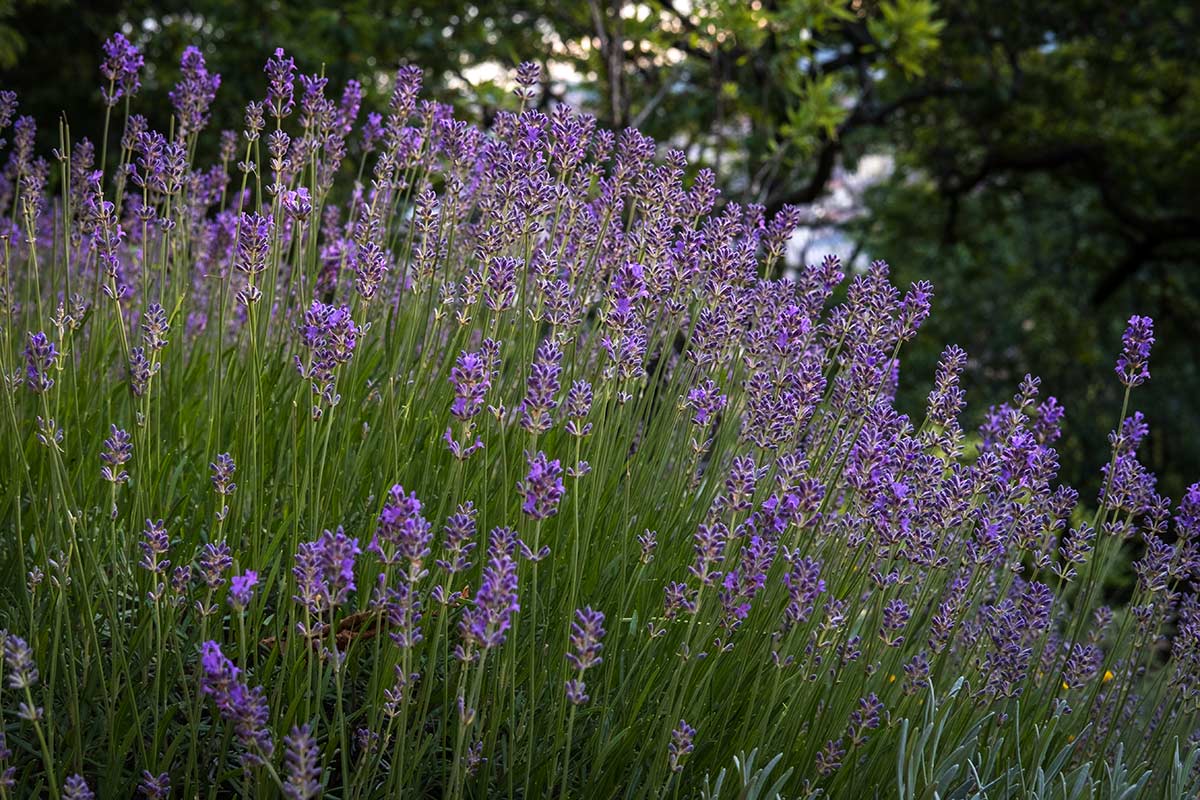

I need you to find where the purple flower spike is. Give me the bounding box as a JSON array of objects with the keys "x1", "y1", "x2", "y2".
[
  {"x1": 63, "y1": 775, "x2": 95, "y2": 800},
  {"x1": 880, "y1": 598, "x2": 911, "y2": 647},
  {"x1": 564, "y1": 606, "x2": 606, "y2": 704},
  {"x1": 519, "y1": 451, "x2": 565, "y2": 520},
  {"x1": 816, "y1": 738, "x2": 845, "y2": 776},
  {"x1": 436, "y1": 502, "x2": 478, "y2": 575},
  {"x1": 1115, "y1": 315, "x2": 1154, "y2": 387},
  {"x1": 100, "y1": 424, "x2": 133, "y2": 484},
  {"x1": 689, "y1": 522, "x2": 729, "y2": 586},
  {"x1": 686, "y1": 379, "x2": 727, "y2": 427},
  {"x1": 127, "y1": 346, "x2": 160, "y2": 399},
  {"x1": 235, "y1": 213, "x2": 273, "y2": 305},
  {"x1": 296, "y1": 301, "x2": 359, "y2": 415},
  {"x1": 293, "y1": 527, "x2": 361, "y2": 616},
  {"x1": 199, "y1": 641, "x2": 274, "y2": 762},
  {"x1": 457, "y1": 532, "x2": 520, "y2": 655},
  {"x1": 139, "y1": 519, "x2": 171, "y2": 575},
  {"x1": 668, "y1": 719, "x2": 695, "y2": 773},
  {"x1": 138, "y1": 771, "x2": 170, "y2": 799},
  {"x1": 23, "y1": 331, "x2": 56, "y2": 393},
  {"x1": 283, "y1": 723, "x2": 322, "y2": 800},
  {"x1": 370, "y1": 484, "x2": 433, "y2": 572},
  {"x1": 3, "y1": 633, "x2": 38, "y2": 689},
  {"x1": 565, "y1": 603, "x2": 604, "y2": 660},
  {"x1": 847, "y1": 693, "x2": 884, "y2": 747},
  {"x1": 210, "y1": 453, "x2": 237, "y2": 496},
  {"x1": 449, "y1": 350, "x2": 492, "y2": 421},
  {"x1": 170, "y1": 46, "x2": 221, "y2": 137},
  {"x1": 265, "y1": 47, "x2": 297, "y2": 120},
  {"x1": 564, "y1": 380, "x2": 593, "y2": 437},
  {"x1": 514, "y1": 61, "x2": 541, "y2": 102},
  {"x1": 781, "y1": 551, "x2": 825, "y2": 632},
  {"x1": 198, "y1": 541, "x2": 234, "y2": 589},
  {"x1": 519, "y1": 338, "x2": 562, "y2": 434},
  {"x1": 141, "y1": 303, "x2": 170, "y2": 351},
  {"x1": 100, "y1": 32, "x2": 143, "y2": 107}
]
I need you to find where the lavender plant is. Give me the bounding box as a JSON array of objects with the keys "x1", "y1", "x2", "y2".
[{"x1": 0, "y1": 35, "x2": 1197, "y2": 799}]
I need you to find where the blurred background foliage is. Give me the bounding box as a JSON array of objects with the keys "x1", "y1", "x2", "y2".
[{"x1": 2, "y1": 0, "x2": 1197, "y2": 502}]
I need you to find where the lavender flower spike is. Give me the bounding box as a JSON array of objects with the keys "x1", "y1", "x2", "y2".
[
  {"x1": 565, "y1": 606, "x2": 606, "y2": 705},
  {"x1": 519, "y1": 451, "x2": 565, "y2": 520},
  {"x1": 283, "y1": 723, "x2": 322, "y2": 800},
  {"x1": 668, "y1": 719, "x2": 696, "y2": 772},
  {"x1": 100, "y1": 32, "x2": 143, "y2": 107},
  {"x1": 63, "y1": 774, "x2": 95, "y2": 800},
  {"x1": 23, "y1": 331, "x2": 56, "y2": 393},
  {"x1": 138, "y1": 771, "x2": 170, "y2": 799},
  {"x1": 1115, "y1": 314, "x2": 1154, "y2": 387},
  {"x1": 100, "y1": 424, "x2": 133, "y2": 484},
  {"x1": 199, "y1": 640, "x2": 274, "y2": 761},
  {"x1": 170, "y1": 46, "x2": 221, "y2": 137}
]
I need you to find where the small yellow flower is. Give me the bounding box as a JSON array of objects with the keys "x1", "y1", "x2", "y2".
[
  {"x1": 888, "y1": 674, "x2": 896, "y2": 683},
  {"x1": 1067, "y1": 735, "x2": 1075, "y2": 743},
  {"x1": 1061, "y1": 681, "x2": 1070, "y2": 690},
  {"x1": 1103, "y1": 670, "x2": 1114, "y2": 682}
]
